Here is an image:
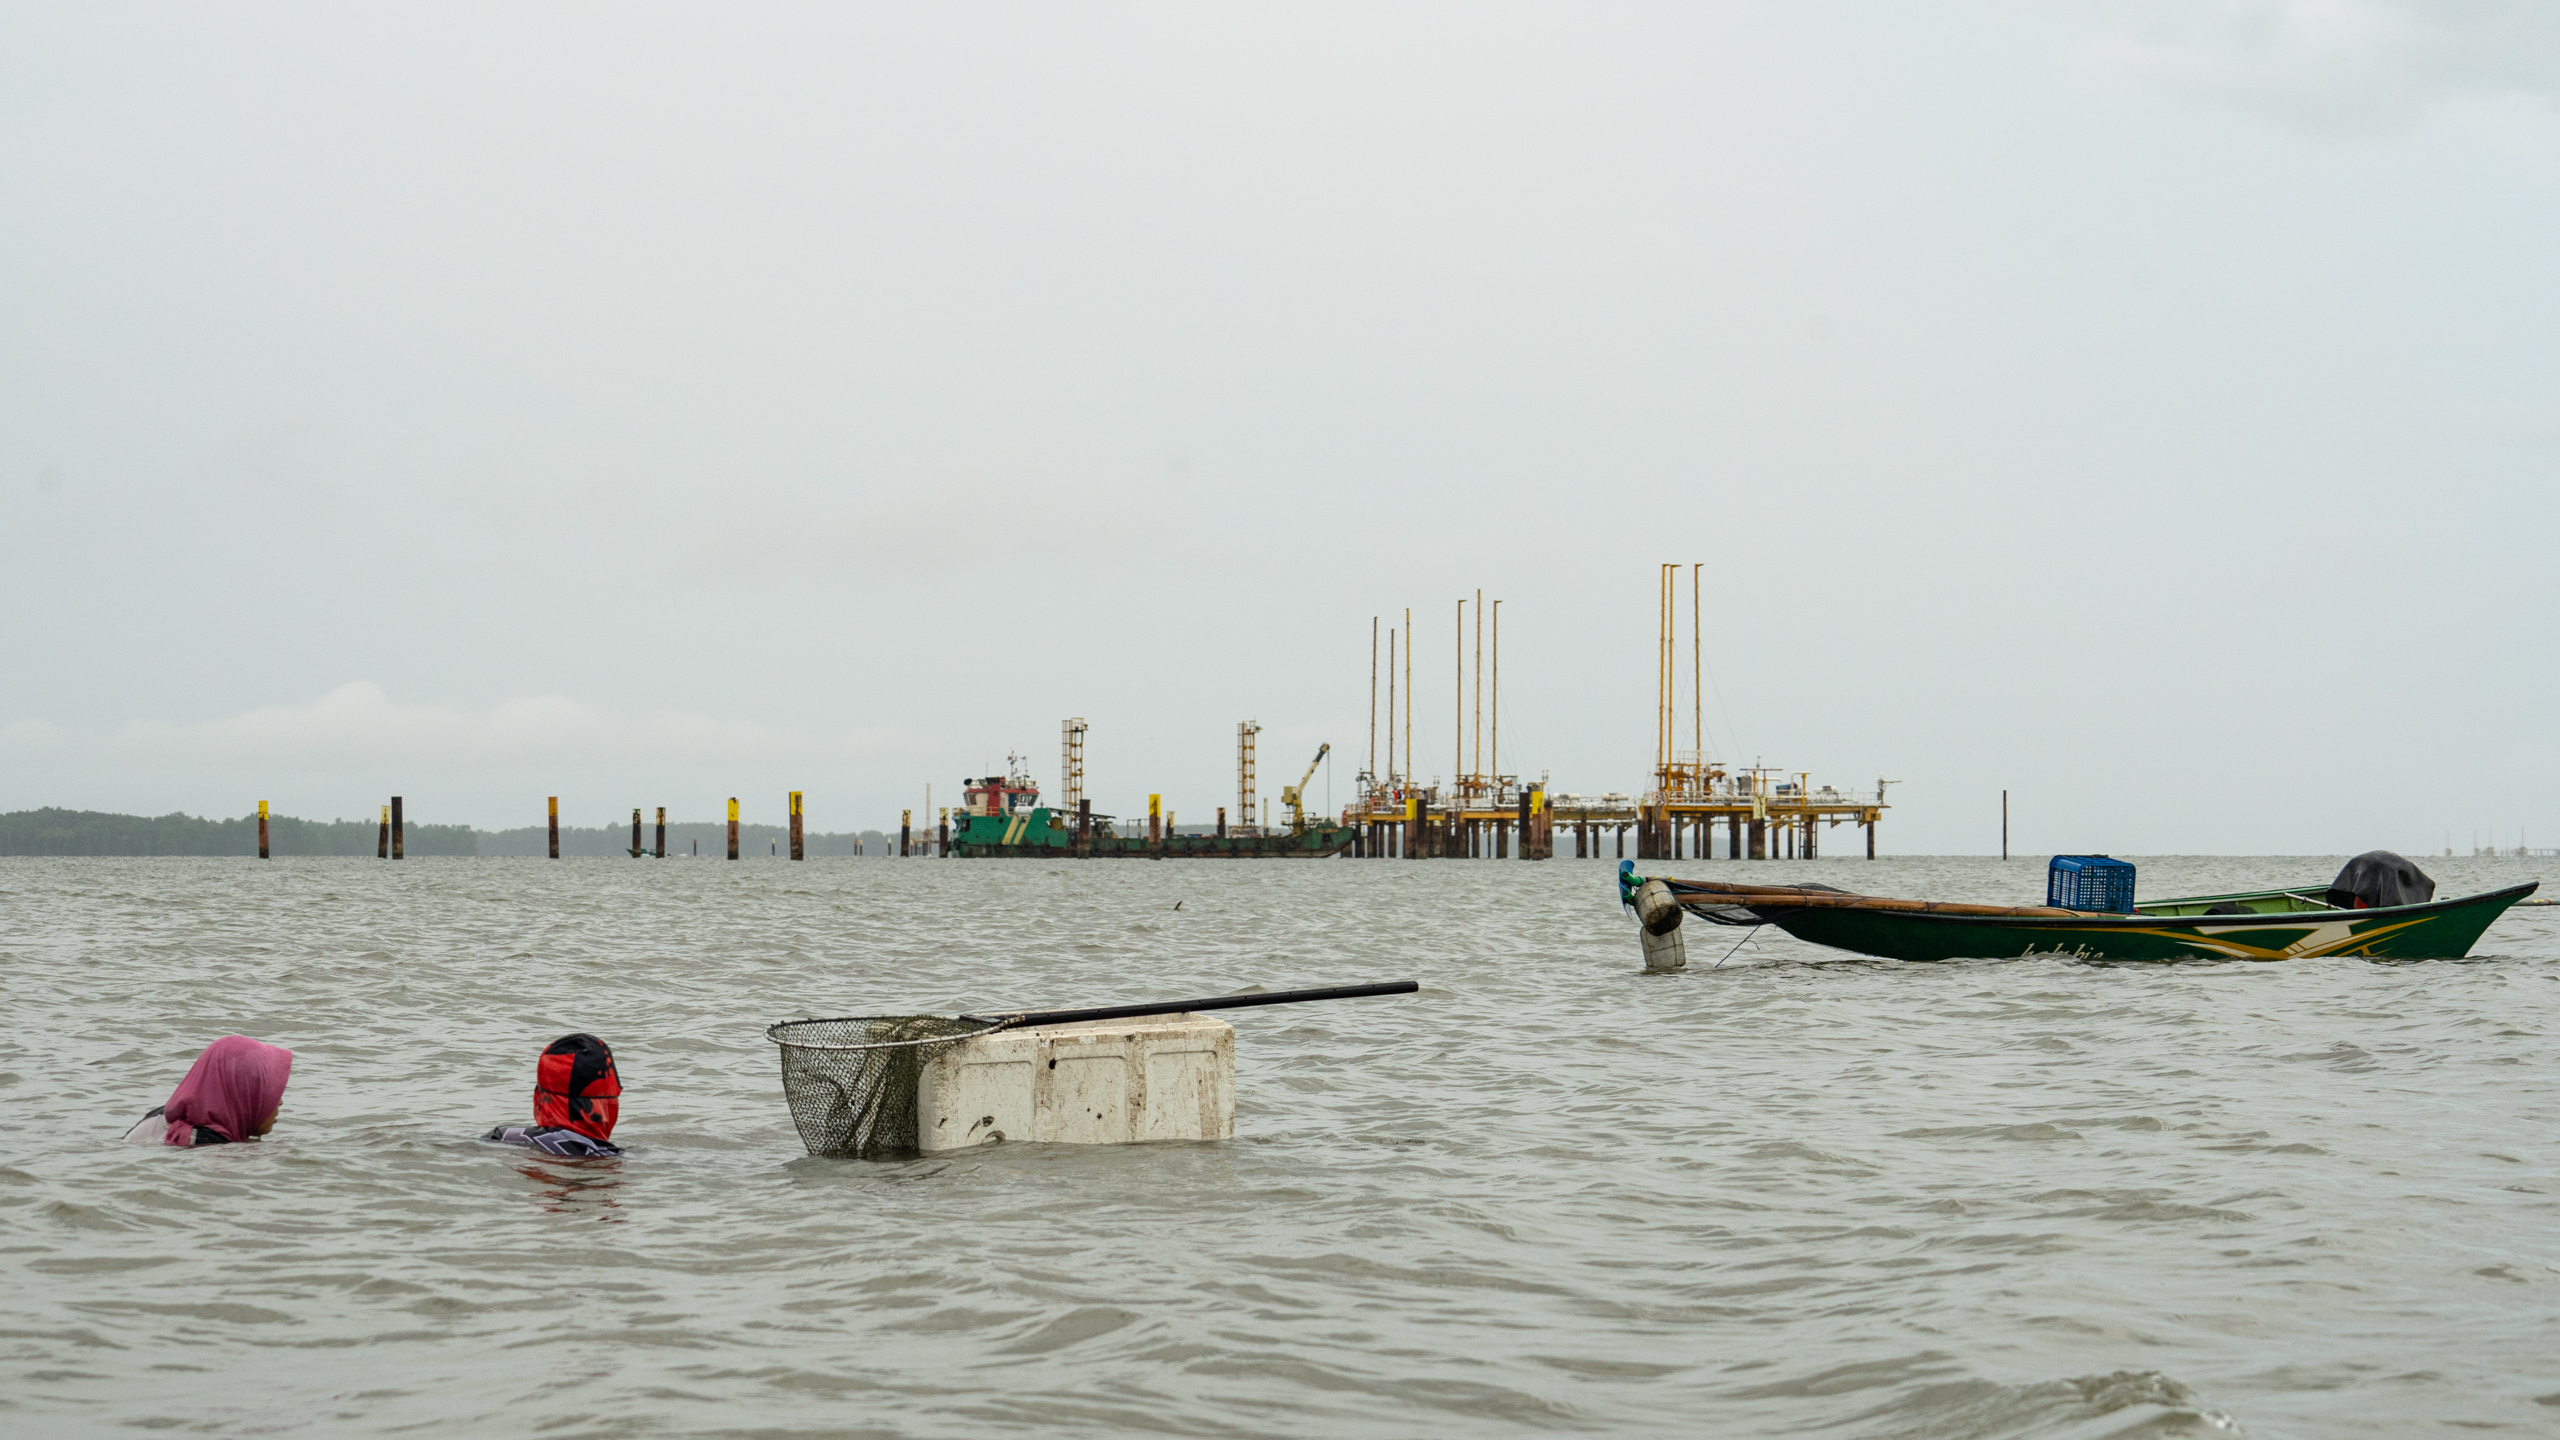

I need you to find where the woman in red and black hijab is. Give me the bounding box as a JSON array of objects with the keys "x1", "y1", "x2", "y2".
[{"x1": 482, "y1": 1033, "x2": 623, "y2": 1157}]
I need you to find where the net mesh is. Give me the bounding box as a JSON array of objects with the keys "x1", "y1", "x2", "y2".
[{"x1": 767, "y1": 1015, "x2": 1002, "y2": 1159}]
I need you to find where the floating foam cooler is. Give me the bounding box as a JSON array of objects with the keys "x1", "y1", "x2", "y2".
[
  {"x1": 767, "y1": 981, "x2": 1413, "y2": 1160},
  {"x1": 918, "y1": 1013, "x2": 1234, "y2": 1151}
]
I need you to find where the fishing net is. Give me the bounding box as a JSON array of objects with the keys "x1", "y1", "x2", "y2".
[{"x1": 766, "y1": 1015, "x2": 1003, "y2": 1159}]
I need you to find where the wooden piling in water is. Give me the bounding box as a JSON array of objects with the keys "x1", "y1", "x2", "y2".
[
  {"x1": 548, "y1": 797, "x2": 560, "y2": 859},
  {"x1": 378, "y1": 805, "x2": 389, "y2": 859},
  {"x1": 901, "y1": 809, "x2": 911, "y2": 857},
  {"x1": 391, "y1": 796, "x2": 404, "y2": 859},
  {"x1": 655, "y1": 807, "x2": 666, "y2": 859},
  {"x1": 789, "y1": 792, "x2": 804, "y2": 861},
  {"x1": 631, "y1": 808, "x2": 643, "y2": 858},
  {"x1": 727, "y1": 798, "x2": 740, "y2": 860},
  {"x1": 258, "y1": 801, "x2": 269, "y2": 859}
]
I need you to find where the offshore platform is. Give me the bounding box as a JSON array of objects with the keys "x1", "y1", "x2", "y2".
[
  {"x1": 930, "y1": 567, "x2": 1885, "y2": 861},
  {"x1": 1622, "y1": 563, "x2": 1889, "y2": 860},
  {"x1": 1339, "y1": 569, "x2": 1888, "y2": 860},
  {"x1": 1340, "y1": 593, "x2": 1557, "y2": 859}
]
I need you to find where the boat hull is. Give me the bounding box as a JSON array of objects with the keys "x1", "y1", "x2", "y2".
[{"x1": 1751, "y1": 883, "x2": 2536, "y2": 962}]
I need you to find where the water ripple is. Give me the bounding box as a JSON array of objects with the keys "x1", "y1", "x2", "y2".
[{"x1": 0, "y1": 854, "x2": 2552, "y2": 1436}]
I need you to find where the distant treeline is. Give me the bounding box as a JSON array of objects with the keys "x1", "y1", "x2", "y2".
[
  {"x1": 0, "y1": 808, "x2": 892, "y2": 858},
  {"x1": 0, "y1": 808, "x2": 476, "y2": 856}
]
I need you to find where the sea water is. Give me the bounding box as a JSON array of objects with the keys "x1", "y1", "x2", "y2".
[{"x1": 1, "y1": 854, "x2": 2553, "y2": 1438}]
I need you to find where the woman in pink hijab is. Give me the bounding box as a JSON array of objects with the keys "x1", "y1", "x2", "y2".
[{"x1": 121, "y1": 1036, "x2": 294, "y2": 1146}]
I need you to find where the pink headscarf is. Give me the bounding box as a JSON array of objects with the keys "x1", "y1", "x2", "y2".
[{"x1": 162, "y1": 1036, "x2": 294, "y2": 1146}]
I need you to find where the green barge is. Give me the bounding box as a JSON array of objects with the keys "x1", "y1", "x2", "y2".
[{"x1": 944, "y1": 766, "x2": 1355, "y2": 859}]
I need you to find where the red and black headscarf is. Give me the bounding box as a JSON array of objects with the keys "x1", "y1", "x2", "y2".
[{"x1": 534, "y1": 1033, "x2": 620, "y2": 1142}]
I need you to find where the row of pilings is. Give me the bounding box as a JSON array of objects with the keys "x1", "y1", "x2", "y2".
[
  {"x1": 1632, "y1": 808, "x2": 1861, "y2": 860},
  {"x1": 1348, "y1": 792, "x2": 1556, "y2": 859}
]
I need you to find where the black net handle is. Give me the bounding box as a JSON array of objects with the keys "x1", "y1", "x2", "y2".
[{"x1": 967, "y1": 980, "x2": 1418, "y2": 1031}]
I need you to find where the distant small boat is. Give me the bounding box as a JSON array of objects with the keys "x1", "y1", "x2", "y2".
[{"x1": 1643, "y1": 854, "x2": 2537, "y2": 963}]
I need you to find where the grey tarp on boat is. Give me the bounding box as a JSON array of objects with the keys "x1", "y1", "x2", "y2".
[{"x1": 2326, "y1": 850, "x2": 2436, "y2": 911}]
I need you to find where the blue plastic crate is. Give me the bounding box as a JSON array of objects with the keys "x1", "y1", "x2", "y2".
[{"x1": 2048, "y1": 855, "x2": 2136, "y2": 913}]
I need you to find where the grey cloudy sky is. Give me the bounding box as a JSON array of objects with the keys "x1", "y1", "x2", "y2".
[{"x1": 3, "y1": 2, "x2": 2553, "y2": 853}]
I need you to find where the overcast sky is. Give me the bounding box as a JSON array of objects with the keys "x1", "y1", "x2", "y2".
[{"x1": 3, "y1": 2, "x2": 2553, "y2": 853}]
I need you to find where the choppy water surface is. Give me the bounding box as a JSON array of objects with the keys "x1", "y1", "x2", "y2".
[{"x1": 2, "y1": 854, "x2": 2555, "y2": 1438}]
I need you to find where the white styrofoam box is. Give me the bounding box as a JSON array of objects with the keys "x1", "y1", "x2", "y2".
[{"x1": 915, "y1": 1012, "x2": 1236, "y2": 1152}]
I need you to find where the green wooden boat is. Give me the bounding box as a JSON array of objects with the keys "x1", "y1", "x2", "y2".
[{"x1": 1649, "y1": 874, "x2": 2539, "y2": 963}]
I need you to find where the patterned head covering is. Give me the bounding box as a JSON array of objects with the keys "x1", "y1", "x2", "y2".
[{"x1": 533, "y1": 1033, "x2": 620, "y2": 1142}]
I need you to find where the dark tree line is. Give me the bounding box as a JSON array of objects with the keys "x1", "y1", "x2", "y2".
[{"x1": 0, "y1": 808, "x2": 475, "y2": 856}]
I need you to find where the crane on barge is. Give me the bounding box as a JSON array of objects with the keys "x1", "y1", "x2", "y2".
[{"x1": 1280, "y1": 743, "x2": 1331, "y2": 834}]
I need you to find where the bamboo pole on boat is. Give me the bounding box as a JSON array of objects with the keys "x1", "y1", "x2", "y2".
[{"x1": 1667, "y1": 879, "x2": 2078, "y2": 919}]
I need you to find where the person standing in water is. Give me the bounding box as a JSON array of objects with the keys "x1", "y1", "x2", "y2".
[
  {"x1": 482, "y1": 1033, "x2": 624, "y2": 1157},
  {"x1": 122, "y1": 1035, "x2": 294, "y2": 1146}
]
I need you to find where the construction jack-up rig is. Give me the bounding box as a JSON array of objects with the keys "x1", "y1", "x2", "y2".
[
  {"x1": 940, "y1": 718, "x2": 1356, "y2": 858},
  {"x1": 1626, "y1": 562, "x2": 1891, "y2": 860}
]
